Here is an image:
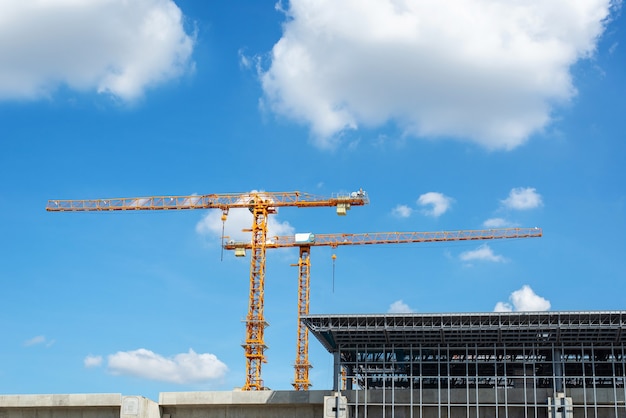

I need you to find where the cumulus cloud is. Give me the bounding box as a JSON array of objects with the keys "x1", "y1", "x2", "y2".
[
  {"x1": 0, "y1": 0, "x2": 195, "y2": 101},
  {"x1": 388, "y1": 300, "x2": 414, "y2": 313},
  {"x1": 417, "y1": 192, "x2": 453, "y2": 217},
  {"x1": 501, "y1": 187, "x2": 543, "y2": 210},
  {"x1": 494, "y1": 285, "x2": 551, "y2": 312},
  {"x1": 196, "y1": 192, "x2": 295, "y2": 243},
  {"x1": 493, "y1": 301, "x2": 511, "y2": 312},
  {"x1": 107, "y1": 348, "x2": 227, "y2": 384},
  {"x1": 391, "y1": 204, "x2": 413, "y2": 218},
  {"x1": 261, "y1": 0, "x2": 616, "y2": 149},
  {"x1": 84, "y1": 355, "x2": 103, "y2": 368},
  {"x1": 460, "y1": 244, "x2": 507, "y2": 263}
]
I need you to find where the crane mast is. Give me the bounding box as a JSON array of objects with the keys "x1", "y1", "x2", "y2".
[
  {"x1": 47, "y1": 190, "x2": 369, "y2": 391},
  {"x1": 224, "y1": 227, "x2": 543, "y2": 390},
  {"x1": 244, "y1": 203, "x2": 271, "y2": 390},
  {"x1": 294, "y1": 246, "x2": 312, "y2": 391}
]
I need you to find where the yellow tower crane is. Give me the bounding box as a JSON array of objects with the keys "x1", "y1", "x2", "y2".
[
  {"x1": 224, "y1": 227, "x2": 543, "y2": 390},
  {"x1": 46, "y1": 189, "x2": 369, "y2": 391}
]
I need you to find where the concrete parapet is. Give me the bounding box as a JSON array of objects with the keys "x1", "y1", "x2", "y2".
[
  {"x1": 0, "y1": 394, "x2": 159, "y2": 418},
  {"x1": 159, "y1": 390, "x2": 330, "y2": 406},
  {"x1": 159, "y1": 390, "x2": 333, "y2": 418},
  {"x1": 0, "y1": 394, "x2": 122, "y2": 408}
]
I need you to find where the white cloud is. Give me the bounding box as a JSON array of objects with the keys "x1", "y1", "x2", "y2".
[
  {"x1": 459, "y1": 244, "x2": 507, "y2": 263},
  {"x1": 107, "y1": 348, "x2": 227, "y2": 384},
  {"x1": 494, "y1": 301, "x2": 513, "y2": 312},
  {"x1": 84, "y1": 355, "x2": 103, "y2": 368},
  {"x1": 196, "y1": 207, "x2": 295, "y2": 243},
  {"x1": 510, "y1": 285, "x2": 551, "y2": 311},
  {"x1": 388, "y1": 300, "x2": 414, "y2": 313},
  {"x1": 417, "y1": 192, "x2": 453, "y2": 217},
  {"x1": 501, "y1": 187, "x2": 543, "y2": 210},
  {"x1": 23, "y1": 335, "x2": 55, "y2": 347},
  {"x1": 23, "y1": 335, "x2": 46, "y2": 346},
  {"x1": 494, "y1": 285, "x2": 551, "y2": 312},
  {"x1": 483, "y1": 218, "x2": 511, "y2": 228},
  {"x1": 391, "y1": 204, "x2": 413, "y2": 218},
  {"x1": 261, "y1": 0, "x2": 616, "y2": 149},
  {"x1": 196, "y1": 192, "x2": 295, "y2": 243},
  {"x1": 238, "y1": 48, "x2": 253, "y2": 70},
  {"x1": 0, "y1": 0, "x2": 195, "y2": 101}
]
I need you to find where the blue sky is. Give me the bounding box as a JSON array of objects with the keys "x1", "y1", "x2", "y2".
[{"x1": 1, "y1": 0, "x2": 625, "y2": 401}]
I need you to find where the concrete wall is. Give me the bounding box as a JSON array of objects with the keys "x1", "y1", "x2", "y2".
[
  {"x1": 159, "y1": 390, "x2": 335, "y2": 418},
  {"x1": 0, "y1": 394, "x2": 160, "y2": 418},
  {"x1": 0, "y1": 391, "x2": 336, "y2": 418},
  {"x1": 2, "y1": 389, "x2": 624, "y2": 418}
]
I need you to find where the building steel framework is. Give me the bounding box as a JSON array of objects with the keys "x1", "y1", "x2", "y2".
[{"x1": 303, "y1": 311, "x2": 626, "y2": 417}]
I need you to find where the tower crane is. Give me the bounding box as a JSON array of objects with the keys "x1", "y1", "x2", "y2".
[
  {"x1": 46, "y1": 190, "x2": 369, "y2": 391},
  {"x1": 224, "y1": 227, "x2": 543, "y2": 390}
]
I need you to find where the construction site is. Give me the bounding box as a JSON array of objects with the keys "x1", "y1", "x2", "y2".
[{"x1": 2, "y1": 190, "x2": 624, "y2": 418}]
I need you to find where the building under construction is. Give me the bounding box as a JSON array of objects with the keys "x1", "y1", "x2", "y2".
[
  {"x1": 303, "y1": 310, "x2": 626, "y2": 418},
  {"x1": 11, "y1": 189, "x2": 624, "y2": 417},
  {"x1": 2, "y1": 310, "x2": 626, "y2": 418}
]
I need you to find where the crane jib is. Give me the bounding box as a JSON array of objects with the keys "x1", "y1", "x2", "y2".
[
  {"x1": 223, "y1": 228, "x2": 543, "y2": 250},
  {"x1": 46, "y1": 191, "x2": 369, "y2": 212}
]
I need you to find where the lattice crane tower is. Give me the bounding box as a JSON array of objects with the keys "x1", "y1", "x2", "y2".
[
  {"x1": 224, "y1": 227, "x2": 543, "y2": 390},
  {"x1": 47, "y1": 190, "x2": 369, "y2": 391}
]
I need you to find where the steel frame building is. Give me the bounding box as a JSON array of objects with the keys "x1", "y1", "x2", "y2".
[{"x1": 303, "y1": 311, "x2": 626, "y2": 418}]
